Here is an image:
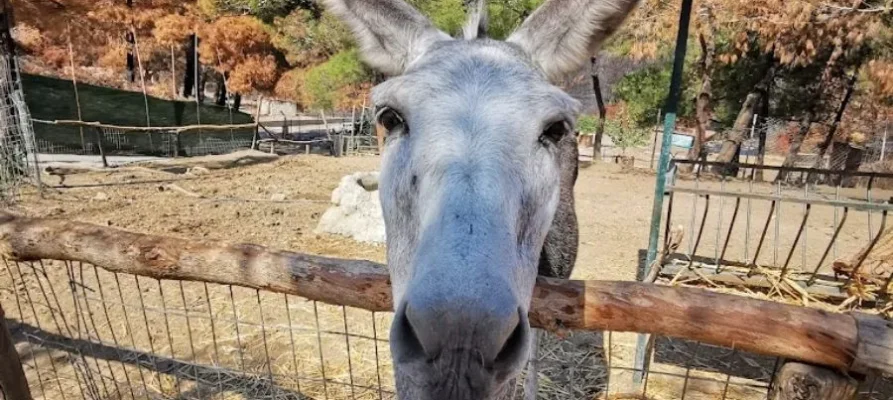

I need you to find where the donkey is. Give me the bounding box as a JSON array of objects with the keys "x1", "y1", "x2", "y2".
[{"x1": 323, "y1": 0, "x2": 638, "y2": 398}]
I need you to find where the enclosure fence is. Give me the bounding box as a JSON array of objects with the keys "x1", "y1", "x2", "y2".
[
  {"x1": 2, "y1": 213, "x2": 893, "y2": 400},
  {"x1": 0, "y1": 54, "x2": 39, "y2": 203},
  {"x1": 645, "y1": 159, "x2": 893, "y2": 309}
]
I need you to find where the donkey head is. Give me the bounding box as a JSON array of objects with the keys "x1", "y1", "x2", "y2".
[{"x1": 323, "y1": 0, "x2": 638, "y2": 398}]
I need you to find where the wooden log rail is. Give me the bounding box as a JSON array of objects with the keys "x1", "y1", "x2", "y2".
[{"x1": 1, "y1": 211, "x2": 892, "y2": 377}]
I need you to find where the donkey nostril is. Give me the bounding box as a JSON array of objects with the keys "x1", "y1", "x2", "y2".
[
  {"x1": 493, "y1": 308, "x2": 529, "y2": 370},
  {"x1": 392, "y1": 304, "x2": 437, "y2": 363}
]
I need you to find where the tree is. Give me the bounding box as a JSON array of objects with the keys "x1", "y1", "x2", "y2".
[
  {"x1": 200, "y1": 16, "x2": 280, "y2": 108},
  {"x1": 686, "y1": 2, "x2": 716, "y2": 169},
  {"x1": 712, "y1": 52, "x2": 775, "y2": 175},
  {"x1": 590, "y1": 57, "x2": 607, "y2": 157},
  {"x1": 300, "y1": 48, "x2": 370, "y2": 110}
]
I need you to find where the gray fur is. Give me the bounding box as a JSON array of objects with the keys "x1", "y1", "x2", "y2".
[
  {"x1": 321, "y1": 0, "x2": 638, "y2": 398},
  {"x1": 539, "y1": 132, "x2": 580, "y2": 279},
  {"x1": 507, "y1": 0, "x2": 640, "y2": 82}
]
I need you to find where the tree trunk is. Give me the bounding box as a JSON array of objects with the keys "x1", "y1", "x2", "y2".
[
  {"x1": 770, "y1": 362, "x2": 857, "y2": 400},
  {"x1": 215, "y1": 72, "x2": 227, "y2": 106},
  {"x1": 777, "y1": 110, "x2": 818, "y2": 183},
  {"x1": 125, "y1": 0, "x2": 134, "y2": 83},
  {"x1": 713, "y1": 59, "x2": 774, "y2": 176},
  {"x1": 686, "y1": 4, "x2": 716, "y2": 170},
  {"x1": 777, "y1": 45, "x2": 844, "y2": 183},
  {"x1": 0, "y1": 303, "x2": 33, "y2": 400},
  {"x1": 755, "y1": 88, "x2": 771, "y2": 181},
  {"x1": 232, "y1": 93, "x2": 242, "y2": 111},
  {"x1": 591, "y1": 57, "x2": 606, "y2": 159},
  {"x1": 808, "y1": 65, "x2": 860, "y2": 183},
  {"x1": 183, "y1": 34, "x2": 195, "y2": 98},
  {"x1": 713, "y1": 91, "x2": 761, "y2": 175}
]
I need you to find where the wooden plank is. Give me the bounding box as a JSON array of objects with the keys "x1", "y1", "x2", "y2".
[
  {"x1": 0, "y1": 303, "x2": 33, "y2": 400},
  {"x1": 1, "y1": 212, "x2": 892, "y2": 375}
]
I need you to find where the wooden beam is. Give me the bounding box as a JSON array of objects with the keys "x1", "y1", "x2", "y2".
[
  {"x1": 0, "y1": 302, "x2": 33, "y2": 400},
  {"x1": 1, "y1": 212, "x2": 892, "y2": 376}
]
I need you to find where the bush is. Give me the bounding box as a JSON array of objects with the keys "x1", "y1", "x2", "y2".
[
  {"x1": 605, "y1": 116, "x2": 650, "y2": 153},
  {"x1": 577, "y1": 114, "x2": 599, "y2": 136},
  {"x1": 301, "y1": 48, "x2": 371, "y2": 110}
]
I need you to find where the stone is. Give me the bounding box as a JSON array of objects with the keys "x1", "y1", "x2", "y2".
[
  {"x1": 271, "y1": 193, "x2": 287, "y2": 202},
  {"x1": 93, "y1": 192, "x2": 109, "y2": 201},
  {"x1": 315, "y1": 171, "x2": 386, "y2": 244}
]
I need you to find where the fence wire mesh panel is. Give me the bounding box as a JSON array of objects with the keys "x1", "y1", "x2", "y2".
[
  {"x1": 3, "y1": 257, "x2": 892, "y2": 400},
  {"x1": 32, "y1": 121, "x2": 256, "y2": 158},
  {"x1": 654, "y1": 160, "x2": 893, "y2": 316},
  {"x1": 0, "y1": 55, "x2": 39, "y2": 203}
]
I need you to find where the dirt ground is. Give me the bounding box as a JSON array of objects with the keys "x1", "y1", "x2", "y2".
[
  {"x1": 4, "y1": 153, "x2": 890, "y2": 400},
  {"x1": 12, "y1": 155, "x2": 655, "y2": 282}
]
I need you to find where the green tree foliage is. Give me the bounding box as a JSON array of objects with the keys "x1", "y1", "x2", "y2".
[
  {"x1": 408, "y1": 0, "x2": 467, "y2": 35},
  {"x1": 302, "y1": 48, "x2": 371, "y2": 110},
  {"x1": 613, "y1": 61, "x2": 696, "y2": 127},
  {"x1": 272, "y1": 9, "x2": 353, "y2": 67},
  {"x1": 577, "y1": 114, "x2": 598, "y2": 135},
  {"x1": 486, "y1": 0, "x2": 544, "y2": 39},
  {"x1": 210, "y1": 0, "x2": 318, "y2": 21},
  {"x1": 605, "y1": 116, "x2": 651, "y2": 153}
]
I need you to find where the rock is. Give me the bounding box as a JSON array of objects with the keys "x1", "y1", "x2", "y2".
[
  {"x1": 189, "y1": 166, "x2": 211, "y2": 176},
  {"x1": 271, "y1": 193, "x2": 287, "y2": 202},
  {"x1": 315, "y1": 171, "x2": 386, "y2": 244},
  {"x1": 93, "y1": 192, "x2": 109, "y2": 201},
  {"x1": 359, "y1": 175, "x2": 379, "y2": 191}
]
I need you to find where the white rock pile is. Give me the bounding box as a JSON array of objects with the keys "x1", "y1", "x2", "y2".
[{"x1": 315, "y1": 171, "x2": 386, "y2": 244}]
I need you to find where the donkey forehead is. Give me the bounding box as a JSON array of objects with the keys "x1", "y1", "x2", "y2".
[{"x1": 371, "y1": 40, "x2": 581, "y2": 120}]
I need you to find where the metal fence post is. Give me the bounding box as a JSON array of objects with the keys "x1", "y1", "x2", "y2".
[
  {"x1": 0, "y1": 302, "x2": 33, "y2": 400},
  {"x1": 650, "y1": 109, "x2": 661, "y2": 170},
  {"x1": 636, "y1": 0, "x2": 694, "y2": 385}
]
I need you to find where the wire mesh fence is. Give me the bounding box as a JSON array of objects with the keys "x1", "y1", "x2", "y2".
[
  {"x1": 32, "y1": 121, "x2": 257, "y2": 158},
  {"x1": 0, "y1": 55, "x2": 39, "y2": 203},
  {"x1": 3, "y1": 253, "x2": 893, "y2": 400}
]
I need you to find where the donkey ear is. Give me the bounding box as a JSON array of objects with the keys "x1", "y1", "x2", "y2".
[
  {"x1": 322, "y1": 0, "x2": 451, "y2": 76},
  {"x1": 507, "y1": 0, "x2": 640, "y2": 83}
]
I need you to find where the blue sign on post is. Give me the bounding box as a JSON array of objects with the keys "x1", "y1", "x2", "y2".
[{"x1": 670, "y1": 133, "x2": 694, "y2": 149}]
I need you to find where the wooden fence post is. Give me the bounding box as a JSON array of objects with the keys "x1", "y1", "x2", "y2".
[
  {"x1": 93, "y1": 127, "x2": 108, "y2": 168},
  {"x1": 770, "y1": 362, "x2": 858, "y2": 400},
  {"x1": 251, "y1": 97, "x2": 263, "y2": 150},
  {"x1": 0, "y1": 302, "x2": 33, "y2": 400}
]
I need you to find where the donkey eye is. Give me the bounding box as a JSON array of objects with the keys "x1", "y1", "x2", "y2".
[
  {"x1": 376, "y1": 106, "x2": 406, "y2": 135},
  {"x1": 539, "y1": 120, "x2": 569, "y2": 145}
]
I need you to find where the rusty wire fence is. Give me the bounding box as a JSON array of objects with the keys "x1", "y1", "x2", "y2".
[
  {"x1": 650, "y1": 160, "x2": 893, "y2": 311},
  {"x1": 2, "y1": 255, "x2": 893, "y2": 400}
]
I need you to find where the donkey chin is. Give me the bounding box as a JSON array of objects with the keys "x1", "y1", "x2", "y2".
[{"x1": 390, "y1": 304, "x2": 532, "y2": 400}]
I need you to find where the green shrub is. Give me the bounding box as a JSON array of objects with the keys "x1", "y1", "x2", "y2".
[
  {"x1": 302, "y1": 48, "x2": 370, "y2": 110},
  {"x1": 605, "y1": 117, "x2": 650, "y2": 153},
  {"x1": 577, "y1": 114, "x2": 599, "y2": 136}
]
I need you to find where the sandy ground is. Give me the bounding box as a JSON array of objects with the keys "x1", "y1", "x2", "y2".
[
  {"x1": 15, "y1": 154, "x2": 655, "y2": 282},
  {"x1": 3, "y1": 153, "x2": 889, "y2": 400}
]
